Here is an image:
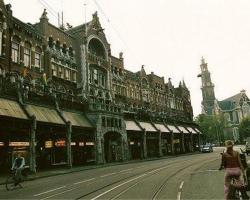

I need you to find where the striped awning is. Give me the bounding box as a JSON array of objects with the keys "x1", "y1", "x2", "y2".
[
  {"x1": 62, "y1": 111, "x2": 93, "y2": 128},
  {"x1": 178, "y1": 126, "x2": 190, "y2": 134},
  {"x1": 155, "y1": 124, "x2": 169, "y2": 133},
  {"x1": 0, "y1": 98, "x2": 28, "y2": 119},
  {"x1": 187, "y1": 127, "x2": 198, "y2": 134},
  {"x1": 26, "y1": 104, "x2": 64, "y2": 125},
  {"x1": 166, "y1": 125, "x2": 181, "y2": 133},
  {"x1": 125, "y1": 120, "x2": 141, "y2": 131},
  {"x1": 194, "y1": 127, "x2": 202, "y2": 134},
  {"x1": 139, "y1": 122, "x2": 157, "y2": 132}
]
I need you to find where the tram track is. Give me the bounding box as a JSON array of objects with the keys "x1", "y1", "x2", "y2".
[{"x1": 74, "y1": 155, "x2": 219, "y2": 200}]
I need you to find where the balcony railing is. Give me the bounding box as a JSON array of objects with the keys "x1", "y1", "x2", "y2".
[{"x1": 87, "y1": 53, "x2": 109, "y2": 68}]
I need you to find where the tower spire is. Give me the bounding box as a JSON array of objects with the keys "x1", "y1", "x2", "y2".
[{"x1": 198, "y1": 58, "x2": 216, "y2": 115}]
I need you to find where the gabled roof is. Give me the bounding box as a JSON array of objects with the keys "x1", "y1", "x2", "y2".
[
  {"x1": 218, "y1": 100, "x2": 235, "y2": 111},
  {"x1": 222, "y1": 93, "x2": 242, "y2": 105}
]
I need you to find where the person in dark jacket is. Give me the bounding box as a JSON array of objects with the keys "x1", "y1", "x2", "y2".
[{"x1": 11, "y1": 153, "x2": 25, "y2": 186}]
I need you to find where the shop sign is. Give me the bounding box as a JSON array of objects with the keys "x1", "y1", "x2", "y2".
[
  {"x1": 0, "y1": 142, "x2": 4, "y2": 146},
  {"x1": 55, "y1": 140, "x2": 65, "y2": 147},
  {"x1": 79, "y1": 142, "x2": 84, "y2": 147},
  {"x1": 129, "y1": 141, "x2": 135, "y2": 145},
  {"x1": 9, "y1": 142, "x2": 30, "y2": 147},
  {"x1": 71, "y1": 142, "x2": 76, "y2": 146},
  {"x1": 86, "y1": 142, "x2": 94, "y2": 146},
  {"x1": 45, "y1": 141, "x2": 53, "y2": 148}
]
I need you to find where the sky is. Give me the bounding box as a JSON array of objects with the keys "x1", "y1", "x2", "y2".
[{"x1": 4, "y1": 0, "x2": 250, "y2": 117}]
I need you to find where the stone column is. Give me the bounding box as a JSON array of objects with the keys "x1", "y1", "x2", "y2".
[
  {"x1": 158, "y1": 131, "x2": 162, "y2": 157},
  {"x1": 143, "y1": 130, "x2": 147, "y2": 159},
  {"x1": 170, "y1": 131, "x2": 174, "y2": 155},
  {"x1": 96, "y1": 131, "x2": 104, "y2": 164},
  {"x1": 66, "y1": 121, "x2": 72, "y2": 168},
  {"x1": 30, "y1": 115, "x2": 37, "y2": 173},
  {"x1": 181, "y1": 132, "x2": 185, "y2": 153}
]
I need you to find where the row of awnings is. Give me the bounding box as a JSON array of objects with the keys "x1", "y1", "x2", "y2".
[
  {"x1": 0, "y1": 98, "x2": 93, "y2": 129},
  {"x1": 125, "y1": 120, "x2": 201, "y2": 134}
]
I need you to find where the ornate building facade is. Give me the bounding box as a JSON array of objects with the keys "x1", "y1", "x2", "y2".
[{"x1": 0, "y1": 1, "x2": 200, "y2": 173}]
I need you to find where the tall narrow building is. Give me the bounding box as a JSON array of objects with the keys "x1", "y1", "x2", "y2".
[{"x1": 199, "y1": 57, "x2": 216, "y2": 115}]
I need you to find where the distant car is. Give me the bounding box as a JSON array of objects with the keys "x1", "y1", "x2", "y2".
[{"x1": 201, "y1": 144, "x2": 213, "y2": 153}]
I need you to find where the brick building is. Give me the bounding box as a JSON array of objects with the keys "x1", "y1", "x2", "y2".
[{"x1": 0, "y1": 1, "x2": 200, "y2": 173}]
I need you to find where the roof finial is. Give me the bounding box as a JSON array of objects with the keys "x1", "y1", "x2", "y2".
[
  {"x1": 201, "y1": 56, "x2": 205, "y2": 64},
  {"x1": 40, "y1": 9, "x2": 48, "y2": 21}
]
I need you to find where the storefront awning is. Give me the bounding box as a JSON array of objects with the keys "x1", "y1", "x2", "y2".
[
  {"x1": 125, "y1": 120, "x2": 142, "y2": 131},
  {"x1": 139, "y1": 122, "x2": 157, "y2": 132},
  {"x1": 166, "y1": 125, "x2": 181, "y2": 133},
  {"x1": 26, "y1": 104, "x2": 64, "y2": 125},
  {"x1": 186, "y1": 127, "x2": 197, "y2": 134},
  {"x1": 194, "y1": 127, "x2": 202, "y2": 134},
  {"x1": 62, "y1": 111, "x2": 93, "y2": 128},
  {"x1": 0, "y1": 98, "x2": 28, "y2": 119},
  {"x1": 178, "y1": 126, "x2": 190, "y2": 134},
  {"x1": 155, "y1": 124, "x2": 169, "y2": 133}
]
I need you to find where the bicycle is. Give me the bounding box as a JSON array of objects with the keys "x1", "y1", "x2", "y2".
[{"x1": 5, "y1": 167, "x2": 28, "y2": 191}]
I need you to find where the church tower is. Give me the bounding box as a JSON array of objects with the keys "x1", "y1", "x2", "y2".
[{"x1": 198, "y1": 57, "x2": 216, "y2": 115}]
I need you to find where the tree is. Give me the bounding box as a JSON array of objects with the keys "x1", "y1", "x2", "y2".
[
  {"x1": 239, "y1": 117, "x2": 250, "y2": 140},
  {"x1": 195, "y1": 114, "x2": 227, "y2": 144}
]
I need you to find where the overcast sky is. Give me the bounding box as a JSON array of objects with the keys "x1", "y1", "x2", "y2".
[{"x1": 5, "y1": 0, "x2": 250, "y2": 117}]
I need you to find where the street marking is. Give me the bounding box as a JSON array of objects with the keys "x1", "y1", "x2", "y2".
[
  {"x1": 148, "y1": 166, "x2": 168, "y2": 174},
  {"x1": 34, "y1": 186, "x2": 66, "y2": 197},
  {"x1": 179, "y1": 181, "x2": 184, "y2": 189},
  {"x1": 74, "y1": 178, "x2": 95, "y2": 185},
  {"x1": 40, "y1": 188, "x2": 75, "y2": 200},
  {"x1": 100, "y1": 172, "x2": 117, "y2": 178},
  {"x1": 91, "y1": 174, "x2": 147, "y2": 200},
  {"x1": 119, "y1": 168, "x2": 132, "y2": 173},
  {"x1": 177, "y1": 181, "x2": 184, "y2": 200}
]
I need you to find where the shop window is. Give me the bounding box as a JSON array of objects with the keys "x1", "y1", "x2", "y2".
[
  {"x1": 11, "y1": 36, "x2": 20, "y2": 63},
  {"x1": 24, "y1": 42, "x2": 31, "y2": 67}
]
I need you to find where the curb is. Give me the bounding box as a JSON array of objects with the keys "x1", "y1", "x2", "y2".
[{"x1": 0, "y1": 152, "x2": 200, "y2": 185}]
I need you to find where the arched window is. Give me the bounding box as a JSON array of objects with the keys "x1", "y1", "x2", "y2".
[
  {"x1": 24, "y1": 42, "x2": 31, "y2": 67},
  {"x1": 11, "y1": 36, "x2": 20, "y2": 63},
  {"x1": 35, "y1": 46, "x2": 42, "y2": 69}
]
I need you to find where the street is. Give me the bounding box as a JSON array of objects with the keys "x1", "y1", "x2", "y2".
[{"x1": 0, "y1": 147, "x2": 236, "y2": 199}]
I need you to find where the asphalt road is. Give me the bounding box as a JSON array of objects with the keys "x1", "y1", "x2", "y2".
[{"x1": 0, "y1": 147, "x2": 239, "y2": 199}]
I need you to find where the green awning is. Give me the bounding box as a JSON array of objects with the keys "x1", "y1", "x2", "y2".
[
  {"x1": 62, "y1": 111, "x2": 93, "y2": 128},
  {"x1": 0, "y1": 98, "x2": 28, "y2": 119},
  {"x1": 26, "y1": 104, "x2": 64, "y2": 124}
]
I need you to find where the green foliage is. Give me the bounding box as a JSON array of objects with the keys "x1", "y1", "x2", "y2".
[
  {"x1": 239, "y1": 117, "x2": 250, "y2": 139},
  {"x1": 195, "y1": 114, "x2": 227, "y2": 143}
]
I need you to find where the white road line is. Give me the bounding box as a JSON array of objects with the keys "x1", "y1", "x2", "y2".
[
  {"x1": 148, "y1": 166, "x2": 168, "y2": 174},
  {"x1": 34, "y1": 186, "x2": 66, "y2": 197},
  {"x1": 179, "y1": 181, "x2": 184, "y2": 189},
  {"x1": 74, "y1": 178, "x2": 95, "y2": 185},
  {"x1": 119, "y1": 168, "x2": 132, "y2": 173},
  {"x1": 177, "y1": 181, "x2": 184, "y2": 200},
  {"x1": 40, "y1": 188, "x2": 75, "y2": 200},
  {"x1": 100, "y1": 172, "x2": 117, "y2": 178},
  {"x1": 177, "y1": 192, "x2": 181, "y2": 200},
  {"x1": 90, "y1": 174, "x2": 147, "y2": 200}
]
